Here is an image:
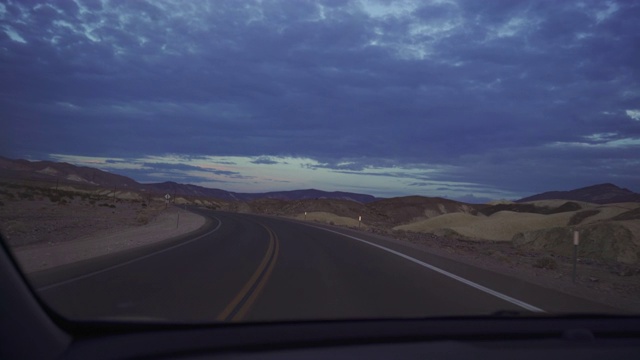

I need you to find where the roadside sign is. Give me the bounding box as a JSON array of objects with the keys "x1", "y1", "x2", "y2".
[
  {"x1": 572, "y1": 230, "x2": 579, "y2": 283},
  {"x1": 165, "y1": 194, "x2": 171, "y2": 200}
]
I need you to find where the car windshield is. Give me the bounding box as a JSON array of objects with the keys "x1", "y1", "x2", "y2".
[{"x1": 1, "y1": 0, "x2": 639, "y2": 324}]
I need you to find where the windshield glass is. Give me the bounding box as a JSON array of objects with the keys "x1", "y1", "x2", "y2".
[{"x1": 1, "y1": 0, "x2": 639, "y2": 323}]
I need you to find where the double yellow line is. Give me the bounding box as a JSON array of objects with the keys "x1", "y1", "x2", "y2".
[{"x1": 216, "y1": 223, "x2": 280, "y2": 322}]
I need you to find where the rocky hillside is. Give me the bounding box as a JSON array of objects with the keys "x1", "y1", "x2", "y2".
[
  {"x1": 513, "y1": 219, "x2": 640, "y2": 264},
  {"x1": 0, "y1": 157, "x2": 139, "y2": 189}
]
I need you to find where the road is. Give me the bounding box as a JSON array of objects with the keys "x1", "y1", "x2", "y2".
[{"x1": 29, "y1": 210, "x2": 617, "y2": 323}]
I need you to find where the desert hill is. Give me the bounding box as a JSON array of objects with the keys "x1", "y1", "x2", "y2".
[
  {"x1": 517, "y1": 183, "x2": 640, "y2": 204},
  {"x1": 477, "y1": 201, "x2": 583, "y2": 216},
  {"x1": 367, "y1": 196, "x2": 477, "y2": 226},
  {"x1": 395, "y1": 201, "x2": 640, "y2": 264},
  {"x1": 2, "y1": 156, "x2": 638, "y2": 265},
  {"x1": 0, "y1": 157, "x2": 139, "y2": 188},
  {"x1": 236, "y1": 196, "x2": 476, "y2": 229}
]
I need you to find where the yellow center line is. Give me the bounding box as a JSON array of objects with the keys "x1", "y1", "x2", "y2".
[
  {"x1": 216, "y1": 222, "x2": 279, "y2": 322},
  {"x1": 231, "y1": 226, "x2": 280, "y2": 322}
]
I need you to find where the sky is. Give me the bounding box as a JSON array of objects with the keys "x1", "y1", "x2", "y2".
[{"x1": 1, "y1": 0, "x2": 639, "y2": 202}]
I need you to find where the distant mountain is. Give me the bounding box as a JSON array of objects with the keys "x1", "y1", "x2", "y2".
[
  {"x1": 0, "y1": 157, "x2": 377, "y2": 203},
  {"x1": 0, "y1": 156, "x2": 140, "y2": 189},
  {"x1": 517, "y1": 183, "x2": 640, "y2": 204},
  {"x1": 243, "y1": 189, "x2": 376, "y2": 203},
  {"x1": 141, "y1": 181, "x2": 238, "y2": 200}
]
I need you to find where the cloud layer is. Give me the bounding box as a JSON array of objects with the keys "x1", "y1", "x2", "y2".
[{"x1": 1, "y1": 0, "x2": 639, "y2": 199}]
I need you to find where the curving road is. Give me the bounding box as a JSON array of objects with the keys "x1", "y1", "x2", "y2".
[{"x1": 29, "y1": 209, "x2": 617, "y2": 323}]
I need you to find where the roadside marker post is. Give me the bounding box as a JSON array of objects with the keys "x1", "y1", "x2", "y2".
[
  {"x1": 358, "y1": 215, "x2": 362, "y2": 229},
  {"x1": 572, "y1": 230, "x2": 579, "y2": 283}
]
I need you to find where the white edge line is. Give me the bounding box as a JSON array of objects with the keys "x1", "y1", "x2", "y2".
[
  {"x1": 311, "y1": 225, "x2": 545, "y2": 313},
  {"x1": 37, "y1": 216, "x2": 222, "y2": 292}
]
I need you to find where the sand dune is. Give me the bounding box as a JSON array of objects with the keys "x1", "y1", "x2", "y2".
[
  {"x1": 580, "y1": 204, "x2": 640, "y2": 224},
  {"x1": 294, "y1": 212, "x2": 365, "y2": 228},
  {"x1": 395, "y1": 211, "x2": 574, "y2": 241},
  {"x1": 523, "y1": 199, "x2": 594, "y2": 208},
  {"x1": 394, "y1": 213, "x2": 481, "y2": 231},
  {"x1": 394, "y1": 202, "x2": 639, "y2": 264}
]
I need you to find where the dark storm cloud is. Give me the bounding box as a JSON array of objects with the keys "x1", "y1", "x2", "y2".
[
  {"x1": 1, "y1": 0, "x2": 639, "y2": 196},
  {"x1": 105, "y1": 161, "x2": 248, "y2": 184},
  {"x1": 141, "y1": 162, "x2": 241, "y2": 177},
  {"x1": 251, "y1": 157, "x2": 281, "y2": 165},
  {"x1": 304, "y1": 162, "x2": 368, "y2": 171}
]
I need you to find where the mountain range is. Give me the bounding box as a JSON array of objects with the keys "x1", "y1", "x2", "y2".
[
  {"x1": 1, "y1": 156, "x2": 638, "y2": 204},
  {"x1": 0, "y1": 157, "x2": 377, "y2": 203}
]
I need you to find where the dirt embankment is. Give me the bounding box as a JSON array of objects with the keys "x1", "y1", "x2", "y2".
[
  {"x1": 12, "y1": 207, "x2": 205, "y2": 273},
  {"x1": 514, "y1": 221, "x2": 640, "y2": 264},
  {"x1": 394, "y1": 211, "x2": 575, "y2": 241},
  {"x1": 0, "y1": 183, "x2": 206, "y2": 273}
]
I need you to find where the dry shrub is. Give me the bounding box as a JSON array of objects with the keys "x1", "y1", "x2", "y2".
[
  {"x1": 136, "y1": 213, "x2": 149, "y2": 225},
  {"x1": 533, "y1": 256, "x2": 558, "y2": 270},
  {"x1": 3, "y1": 220, "x2": 28, "y2": 234},
  {"x1": 489, "y1": 250, "x2": 513, "y2": 265}
]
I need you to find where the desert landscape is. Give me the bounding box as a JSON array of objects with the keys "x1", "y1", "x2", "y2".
[{"x1": 0, "y1": 157, "x2": 639, "y2": 312}]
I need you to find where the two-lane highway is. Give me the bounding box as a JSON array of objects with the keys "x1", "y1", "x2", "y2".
[
  {"x1": 33, "y1": 212, "x2": 277, "y2": 322},
  {"x1": 30, "y1": 210, "x2": 617, "y2": 323}
]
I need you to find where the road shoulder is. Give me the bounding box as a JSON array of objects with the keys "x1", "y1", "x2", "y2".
[{"x1": 13, "y1": 207, "x2": 206, "y2": 273}]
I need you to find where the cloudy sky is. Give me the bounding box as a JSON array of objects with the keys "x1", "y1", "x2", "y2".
[{"x1": 1, "y1": 0, "x2": 639, "y2": 201}]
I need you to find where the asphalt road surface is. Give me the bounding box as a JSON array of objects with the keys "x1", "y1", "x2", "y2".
[{"x1": 29, "y1": 209, "x2": 617, "y2": 323}]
